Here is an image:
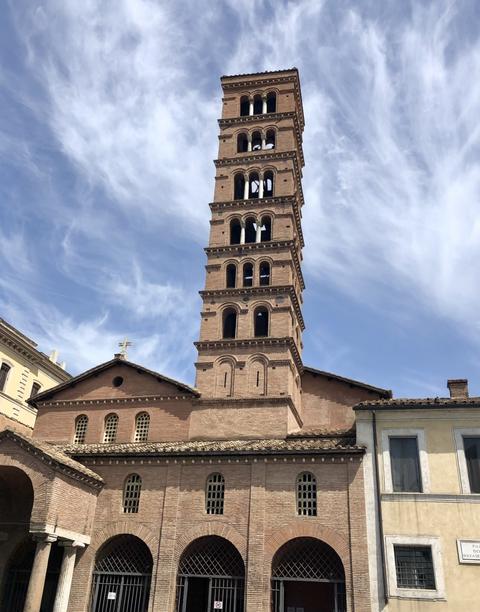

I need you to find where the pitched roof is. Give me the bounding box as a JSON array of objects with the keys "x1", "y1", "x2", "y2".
[
  {"x1": 355, "y1": 396, "x2": 480, "y2": 410},
  {"x1": 29, "y1": 357, "x2": 199, "y2": 406},
  {"x1": 61, "y1": 434, "x2": 362, "y2": 457},
  {"x1": 0, "y1": 429, "x2": 103, "y2": 485},
  {"x1": 303, "y1": 366, "x2": 392, "y2": 398}
]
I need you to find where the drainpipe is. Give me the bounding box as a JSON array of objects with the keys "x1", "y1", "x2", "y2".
[{"x1": 372, "y1": 410, "x2": 388, "y2": 606}]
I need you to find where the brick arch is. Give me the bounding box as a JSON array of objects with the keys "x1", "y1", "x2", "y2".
[
  {"x1": 174, "y1": 521, "x2": 247, "y2": 564},
  {"x1": 265, "y1": 523, "x2": 350, "y2": 571},
  {"x1": 88, "y1": 521, "x2": 158, "y2": 561}
]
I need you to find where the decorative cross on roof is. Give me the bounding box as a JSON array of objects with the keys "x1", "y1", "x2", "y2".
[{"x1": 118, "y1": 337, "x2": 133, "y2": 359}]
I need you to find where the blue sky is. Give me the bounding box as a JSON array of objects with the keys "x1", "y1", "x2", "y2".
[{"x1": 1, "y1": 0, "x2": 480, "y2": 398}]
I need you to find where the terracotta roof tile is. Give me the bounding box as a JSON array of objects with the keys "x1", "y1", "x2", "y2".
[{"x1": 355, "y1": 397, "x2": 480, "y2": 410}]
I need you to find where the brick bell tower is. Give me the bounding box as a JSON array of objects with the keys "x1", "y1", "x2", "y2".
[{"x1": 193, "y1": 69, "x2": 306, "y2": 439}]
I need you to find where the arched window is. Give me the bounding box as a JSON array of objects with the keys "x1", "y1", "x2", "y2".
[
  {"x1": 245, "y1": 217, "x2": 256, "y2": 243},
  {"x1": 230, "y1": 219, "x2": 241, "y2": 245},
  {"x1": 123, "y1": 474, "x2": 142, "y2": 513},
  {"x1": 254, "y1": 307, "x2": 269, "y2": 337},
  {"x1": 240, "y1": 96, "x2": 250, "y2": 117},
  {"x1": 103, "y1": 413, "x2": 119, "y2": 443},
  {"x1": 237, "y1": 133, "x2": 248, "y2": 153},
  {"x1": 266, "y1": 129, "x2": 276, "y2": 149},
  {"x1": 249, "y1": 172, "x2": 260, "y2": 199},
  {"x1": 74, "y1": 415, "x2": 88, "y2": 444},
  {"x1": 30, "y1": 382, "x2": 41, "y2": 398},
  {"x1": 234, "y1": 173, "x2": 245, "y2": 200},
  {"x1": 263, "y1": 171, "x2": 274, "y2": 197},
  {"x1": 296, "y1": 472, "x2": 317, "y2": 516},
  {"x1": 251, "y1": 131, "x2": 262, "y2": 151},
  {"x1": 253, "y1": 94, "x2": 263, "y2": 115},
  {"x1": 259, "y1": 262, "x2": 271, "y2": 285},
  {"x1": 223, "y1": 309, "x2": 237, "y2": 339},
  {"x1": 267, "y1": 92, "x2": 276, "y2": 113},
  {"x1": 134, "y1": 412, "x2": 150, "y2": 442},
  {"x1": 0, "y1": 362, "x2": 11, "y2": 392},
  {"x1": 226, "y1": 263, "x2": 237, "y2": 288},
  {"x1": 243, "y1": 263, "x2": 254, "y2": 287},
  {"x1": 206, "y1": 473, "x2": 225, "y2": 515},
  {"x1": 260, "y1": 216, "x2": 272, "y2": 242}
]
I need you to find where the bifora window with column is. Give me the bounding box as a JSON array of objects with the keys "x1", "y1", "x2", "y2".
[
  {"x1": 229, "y1": 215, "x2": 272, "y2": 245},
  {"x1": 239, "y1": 91, "x2": 276, "y2": 116},
  {"x1": 233, "y1": 171, "x2": 275, "y2": 200},
  {"x1": 237, "y1": 128, "x2": 276, "y2": 153}
]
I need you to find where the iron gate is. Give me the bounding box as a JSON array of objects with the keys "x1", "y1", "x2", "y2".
[
  {"x1": 91, "y1": 535, "x2": 152, "y2": 612},
  {"x1": 175, "y1": 536, "x2": 245, "y2": 612}
]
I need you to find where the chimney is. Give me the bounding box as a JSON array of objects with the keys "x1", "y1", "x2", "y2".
[
  {"x1": 49, "y1": 349, "x2": 58, "y2": 364},
  {"x1": 447, "y1": 379, "x2": 469, "y2": 399}
]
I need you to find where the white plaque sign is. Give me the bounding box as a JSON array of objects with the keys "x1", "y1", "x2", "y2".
[
  {"x1": 107, "y1": 592, "x2": 117, "y2": 600},
  {"x1": 457, "y1": 540, "x2": 480, "y2": 564},
  {"x1": 213, "y1": 603, "x2": 223, "y2": 610}
]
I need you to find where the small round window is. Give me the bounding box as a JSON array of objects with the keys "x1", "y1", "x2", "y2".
[{"x1": 113, "y1": 376, "x2": 124, "y2": 387}]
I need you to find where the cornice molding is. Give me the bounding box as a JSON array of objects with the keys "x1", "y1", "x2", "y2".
[
  {"x1": 199, "y1": 285, "x2": 305, "y2": 330},
  {"x1": 205, "y1": 241, "x2": 305, "y2": 291},
  {"x1": 36, "y1": 394, "x2": 193, "y2": 409}
]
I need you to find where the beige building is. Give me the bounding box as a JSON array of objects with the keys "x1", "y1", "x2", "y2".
[
  {"x1": 356, "y1": 379, "x2": 480, "y2": 611},
  {"x1": 0, "y1": 318, "x2": 70, "y2": 431}
]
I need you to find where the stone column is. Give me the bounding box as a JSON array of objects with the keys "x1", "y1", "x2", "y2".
[
  {"x1": 255, "y1": 220, "x2": 262, "y2": 243},
  {"x1": 52, "y1": 541, "x2": 85, "y2": 612},
  {"x1": 262, "y1": 95, "x2": 267, "y2": 114},
  {"x1": 249, "y1": 97, "x2": 254, "y2": 116},
  {"x1": 244, "y1": 176, "x2": 250, "y2": 200},
  {"x1": 261, "y1": 134, "x2": 266, "y2": 150},
  {"x1": 24, "y1": 534, "x2": 57, "y2": 612},
  {"x1": 240, "y1": 222, "x2": 246, "y2": 245},
  {"x1": 247, "y1": 133, "x2": 252, "y2": 152},
  {"x1": 259, "y1": 173, "x2": 264, "y2": 199}
]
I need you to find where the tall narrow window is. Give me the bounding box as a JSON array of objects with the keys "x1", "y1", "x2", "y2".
[
  {"x1": 230, "y1": 219, "x2": 241, "y2": 245},
  {"x1": 263, "y1": 171, "x2": 274, "y2": 197},
  {"x1": 260, "y1": 216, "x2": 272, "y2": 242},
  {"x1": 253, "y1": 94, "x2": 263, "y2": 115},
  {"x1": 245, "y1": 217, "x2": 256, "y2": 243},
  {"x1": 0, "y1": 363, "x2": 11, "y2": 392},
  {"x1": 74, "y1": 415, "x2": 88, "y2": 444},
  {"x1": 266, "y1": 92, "x2": 276, "y2": 113},
  {"x1": 30, "y1": 382, "x2": 41, "y2": 398},
  {"x1": 223, "y1": 309, "x2": 237, "y2": 339},
  {"x1": 251, "y1": 131, "x2": 262, "y2": 151},
  {"x1": 103, "y1": 413, "x2": 119, "y2": 443},
  {"x1": 243, "y1": 263, "x2": 253, "y2": 287},
  {"x1": 134, "y1": 412, "x2": 150, "y2": 442},
  {"x1": 394, "y1": 546, "x2": 435, "y2": 590},
  {"x1": 266, "y1": 129, "x2": 276, "y2": 149},
  {"x1": 463, "y1": 437, "x2": 480, "y2": 493},
  {"x1": 206, "y1": 473, "x2": 225, "y2": 515},
  {"x1": 240, "y1": 96, "x2": 249, "y2": 116},
  {"x1": 123, "y1": 474, "x2": 142, "y2": 513},
  {"x1": 226, "y1": 264, "x2": 237, "y2": 288},
  {"x1": 296, "y1": 472, "x2": 317, "y2": 516},
  {"x1": 249, "y1": 173, "x2": 260, "y2": 199},
  {"x1": 259, "y1": 262, "x2": 271, "y2": 285},
  {"x1": 254, "y1": 307, "x2": 269, "y2": 337},
  {"x1": 237, "y1": 133, "x2": 248, "y2": 153},
  {"x1": 390, "y1": 437, "x2": 422, "y2": 492},
  {"x1": 234, "y1": 173, "x2": 245, "y2": 200}
]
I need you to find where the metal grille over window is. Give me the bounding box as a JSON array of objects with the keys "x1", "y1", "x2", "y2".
[
  {"x1": 394, "y1": 545, "x2": 436, "y2": 590},
  {"x1": 123, "y1": 474, "x2": 142, "y2": 514},
  {"x1": 74, "y1": 415, "x2": 88, "y2": 444},
  {"x1": 206, "y1": 473, "x2": 225, "y2": 515},
  {"x1": 103, "y1": 413, "x2": 118, "y2": 443},
  {"x1": 134, "y1": 412, "x2": 150, "y2": 442},
  {"x1": 92, "y1": 535, "x2": 153, "y2": 612},
  {"x1": 296, "y1": 472, "x2": 317, "y2": 516}
]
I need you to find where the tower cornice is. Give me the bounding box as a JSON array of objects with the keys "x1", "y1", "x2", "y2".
[
  {"x1": 199, "y1": 285, "x2": 305, "y2": 330},
  {"x1": 205, "y1": 241, "x2": 305, "y2": 291},
  {"x1": 194, "y1": 337, "x2": 303, "y2": 373},
  {"x1": 218, "y1": 111, "x2": 304, "y2": 167},
  {"x1": 209, "y1": 195, "x2": 304, "y2": 248}
]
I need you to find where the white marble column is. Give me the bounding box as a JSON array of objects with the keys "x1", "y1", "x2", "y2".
[
  {"x1": 249, "y1": 97, "x2": 254, "y2": 116},
  {"x1": 255, "y1": 220, "x2": 262, "y2": 243},
  {"x1": 244, "y1": 176, "x2": 249, "y2": 200},
  {"x1": 259, "y1": 173, "x2": 264, "y2": 199},
  {"x1": 240, "y1": 222, "x2": 246, "y2": 245},
  {"x1": 24, "y1": 534, "x2": 57, "y2": 612},
  {"x1": 262, "y1": 95, "x2": 267, "y2": 114},
  {"x1": 261, "y1": 134, "x2": 266, "y2": 150},
  {"x1": 247, "y1": 133, "x2": 252, "y2": 152},
  {"x1": 52, "y1": 541, "x2": 85, "y2": 612}
]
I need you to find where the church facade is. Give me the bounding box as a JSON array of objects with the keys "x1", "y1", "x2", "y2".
[{"x1": 2, "y1": 68, "x2": 478, "y2": 612}]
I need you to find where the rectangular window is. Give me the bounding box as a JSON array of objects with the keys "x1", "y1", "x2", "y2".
[
  {"x1": 394, "y1": 545, "x2": 435, "y2": 590},
  {"x1": 0, "y1": 363, "x2": 10, "y2": 392},
  {"x1": 390, "y1": 437, "x2": 422, "y2": 492},
  {"x1": 463, "y1": 437, "x2": 480, "y2": 493}
]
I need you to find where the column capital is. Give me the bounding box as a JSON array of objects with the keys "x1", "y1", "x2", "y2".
[
  {"x1": 59, "y1": 540, "x2": 85, "y2": 549},
  {"x1": 33, "y1": 533, "x2": 57, "y2": 544}
]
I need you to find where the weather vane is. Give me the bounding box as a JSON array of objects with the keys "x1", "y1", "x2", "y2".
[{"x1": 118, "y1": 337, "x2": 133, "y2": 359}]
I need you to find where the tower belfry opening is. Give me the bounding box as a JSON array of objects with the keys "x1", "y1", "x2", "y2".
[{"x1": 194, "y1": 68, "x2": 306, "y2": 437}]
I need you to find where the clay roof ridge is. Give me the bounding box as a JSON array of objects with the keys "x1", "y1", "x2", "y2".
[
  {"x1": 303, "y1": 365, "x2": 392, "y2": 398},
  {"x1": 355, "y1": 396, "x2": 480, "y2": 409},
  {"x1": 221, "y1": 68, "x2": 298, "y2": 80},
  {"x1": 0, "y1": 428, "x2": 103, "y2": 483}
]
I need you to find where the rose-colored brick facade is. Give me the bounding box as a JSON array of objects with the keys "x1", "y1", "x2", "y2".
[{"x1": 0, "y1": 69, "x2": 391, "y2": 612}]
